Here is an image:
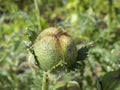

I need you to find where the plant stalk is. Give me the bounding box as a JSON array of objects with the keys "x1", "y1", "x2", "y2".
[
  {"x1": 108, "y1": 0, "x2": 113, "y2": 36},
  {"x1": 42, "y1": 71, "x2": 49, "y2": 90},
  {"x1": 34, "y1": 0, "x2": 41, "y2": 31}
]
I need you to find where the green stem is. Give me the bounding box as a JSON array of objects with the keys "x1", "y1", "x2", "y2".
[
  {"x1": 42, "y1": 72, "x2": 49, "y2": 90},
  {"x1": 108, "y1": 0, "x2": 113, "y2": 36},
  {"x1": 34, "y1": 0, "x2": 41, "y2": 31}
]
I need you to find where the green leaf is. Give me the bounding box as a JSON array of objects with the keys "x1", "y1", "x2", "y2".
[
  {"x1": 67, "y1": 43, "x2": 92, "y2": 71},
  {"x1": 76, "y1": 44, "x2": 91, "y2": 61},
  {"x1": 53, "y1": 81, "x2": 67, "y2": 90},
  {"x1": 27, "y1": 28, "x2": 37, "y2": 43}
]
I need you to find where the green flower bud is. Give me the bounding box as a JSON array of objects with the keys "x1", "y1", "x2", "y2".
[{"x1": 33, "y1": 27, "x2": 77, "y2": 71}]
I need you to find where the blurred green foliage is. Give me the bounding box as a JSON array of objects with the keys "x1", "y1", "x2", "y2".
[{"x1": 0, "y1": 0, "x2": 120, "y2": 90}]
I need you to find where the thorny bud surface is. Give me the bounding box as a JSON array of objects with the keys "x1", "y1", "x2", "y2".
[{"x1": 33, "y1": 27, "x2": 77, "y2": 71}]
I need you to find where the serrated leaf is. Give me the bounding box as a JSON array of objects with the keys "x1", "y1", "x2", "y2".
[
  {"x1": 27, "y1": 28, "x2": 37, "y2": 43},
  {"x1": 67, "y1": 44, "x2": 92, "y2": 71},
  {"x1": 76, "y1": 44, "x2": 91, "y2": 61}
]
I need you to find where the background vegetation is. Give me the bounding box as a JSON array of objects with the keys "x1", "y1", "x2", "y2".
[{"x1": 0, "y1": 0, "x2": 120, "y2": 90}]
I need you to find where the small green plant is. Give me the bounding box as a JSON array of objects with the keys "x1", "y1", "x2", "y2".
[
  {"x1": 1, "y1": 0, "x2": 120, "y2": 89},
  {"x1": 28, "y1": 27, "x2": 89, "y2": 90}
]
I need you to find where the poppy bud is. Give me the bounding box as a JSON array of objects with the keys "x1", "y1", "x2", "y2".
[{"x1": 33, "y1": 27, "x2": 77, "y2": 71}]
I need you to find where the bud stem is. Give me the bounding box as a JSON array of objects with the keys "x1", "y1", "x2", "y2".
[{"x1": 42, "y1": 71, "x2": 49, "y2": 90}]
